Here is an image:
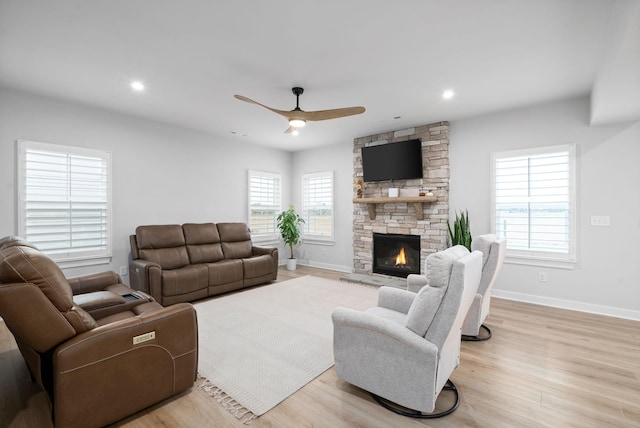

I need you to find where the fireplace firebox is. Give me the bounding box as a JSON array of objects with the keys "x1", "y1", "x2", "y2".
[{"x1": 372, "y1": 233, "x2": 421, "y2": 278}]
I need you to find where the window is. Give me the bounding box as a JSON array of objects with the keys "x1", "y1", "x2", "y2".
[
  {"x1": 302, "y1": 171, "x2": 334, "y2": 242},
  {"x1": 492, "y1": 144, "x2": 576, "y2": 267},
  {"x1": 17, "y1": 140, "x2": 112, "y2": 266},
  {"x1": 248, "y1": 170, "x2": 281, "y2": 242}
]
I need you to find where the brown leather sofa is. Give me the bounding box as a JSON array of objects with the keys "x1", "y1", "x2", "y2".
[
  {"x1": 0, "y1": 236, "x2": 198, "y2": 428},
  {"x1": 129, "y1": 222, "x2": 278, "y2": 306}
]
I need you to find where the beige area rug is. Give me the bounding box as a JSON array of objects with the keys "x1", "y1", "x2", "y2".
[{"x1": 194, "y1": 275, "x2": 378, "y2": 422}]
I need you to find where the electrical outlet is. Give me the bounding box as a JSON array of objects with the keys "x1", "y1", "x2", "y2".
[
  {"x1": 590, "y1": 215, "x2": 610, "y2": 227},
  {"x1": 119, "y1": 266, "x2": 128, "y2": 276},
  {"x1": 538, "y1": 271, "x2": 548, "y2": 282}
]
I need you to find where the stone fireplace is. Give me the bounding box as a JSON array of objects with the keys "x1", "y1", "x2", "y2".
[
  {"x1": 352, "y1": 122, "x2": 449, "y2": 277},
  {"x1": 372, "y1": 233, "x2": 421, "y2": 278}
]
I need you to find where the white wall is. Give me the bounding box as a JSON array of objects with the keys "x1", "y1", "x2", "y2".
[
  {"x1": 291, "y1": 142, "x2": 354, "y2": 272},
  {"x1": 3, "y1": 88, "x2": 638, "y2": 320},
  {"x1": 0, "y1": 88, "x2": 292, "y2": 280},
  {"x1": 449, "y1": 97, "x2": 640, "y2": 320}
]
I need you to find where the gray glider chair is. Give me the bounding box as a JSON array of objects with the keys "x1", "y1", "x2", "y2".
[
  {"x1": 332, "y1": 245, "x2": 482, "y2": 418},
  {"x1": 461, "y1": 234, "x2": 506, "y2": 341}
]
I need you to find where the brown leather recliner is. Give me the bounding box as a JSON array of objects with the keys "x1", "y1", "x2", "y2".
[{"x1": 0, "y1": 237, "x2": 198, "y2": 428}]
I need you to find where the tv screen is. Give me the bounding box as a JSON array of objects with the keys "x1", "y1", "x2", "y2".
[{"x1": 362, "y1": 139, "x2": 423, "y2": 182}]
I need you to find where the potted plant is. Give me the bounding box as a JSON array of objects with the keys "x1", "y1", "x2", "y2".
[
  {"x1": 277, "y1": 205, "x2": 305, "y2": 270},
  {"x1": 448, "y1": 210, "x2": 472, "y2": 251}
]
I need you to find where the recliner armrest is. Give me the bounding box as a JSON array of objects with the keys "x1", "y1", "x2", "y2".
[
  {"x1": 377, "y1": 286, "x2": 416, "y2": 314},
  {"x1": 67, "y1": 271, "x2": 123, "y2": 295}
]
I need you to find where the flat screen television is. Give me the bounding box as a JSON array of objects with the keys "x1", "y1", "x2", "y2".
[{"x1": 361, "y1": 139, "x2": 423, "y2": 182}]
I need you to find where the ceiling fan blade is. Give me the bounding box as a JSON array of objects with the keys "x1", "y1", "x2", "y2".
[
  {"x1": 234, "y1": 94, "x2": 291, "y2": 118},
  {"x1": 295, "y1": 106, "x2": 366, "y2": 122}
]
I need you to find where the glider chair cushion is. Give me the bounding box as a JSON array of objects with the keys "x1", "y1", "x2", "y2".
[
  {"x1": 461, "y1": 234, "x2": 506, "y2": 340},
  {"x1": 0, "y1": 237, "x2": 198, "y2": 428},
  {"x1": 332, "y1": 245, "x2": 482, "y2": 417}
]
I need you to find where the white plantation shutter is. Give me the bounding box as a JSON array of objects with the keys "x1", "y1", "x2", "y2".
[
  {"x1": 17, "y1": 140, "x2": 112, "y2": 264},
  {"x1": 302, "y1": 171, "x2": 333, "y2": 241},
  {"x1": 492, "y1": 144, "x2": 576, "y2": 266},
  {"x1": 248, "y1": 170, "x2": 281, "y2": 241}
]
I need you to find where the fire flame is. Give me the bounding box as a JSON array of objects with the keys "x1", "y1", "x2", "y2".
[{"x1": 395, "y1": 247, "x2": 407, "y2": 266}]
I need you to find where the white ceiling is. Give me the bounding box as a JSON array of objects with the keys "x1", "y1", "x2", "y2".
[{"x1": 1, "y1": 0, "x2": 638, "y2": 151}]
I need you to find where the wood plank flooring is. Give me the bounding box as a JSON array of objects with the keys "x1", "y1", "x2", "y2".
[{"x1": 1, "y1": 265, "x2": 639, "y2": 427}]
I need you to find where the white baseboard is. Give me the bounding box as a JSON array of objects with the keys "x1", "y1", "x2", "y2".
[
  {"x1": 492, "y1": 289, "x2": 640, "y2": 322},
  {"x1": 299, "y1": 260, "x2": 352, "y2": 273},
  {"x1": 277, "y1": 259, "x2": 352, "y2": 273}
]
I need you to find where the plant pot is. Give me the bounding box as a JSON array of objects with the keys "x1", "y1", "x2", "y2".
[{"x1": 286, "y1": 258, "x2": 297, "y2": 271}]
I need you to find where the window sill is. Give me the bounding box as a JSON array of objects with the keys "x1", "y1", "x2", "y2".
[
  {"x1": 505, "y1": 254, "x2": 575, "y2": 270},
  {"x1": 302, "y1": 239, "x2": 335, "y2": 246}
]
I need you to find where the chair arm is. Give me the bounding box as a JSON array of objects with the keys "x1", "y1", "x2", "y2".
[
  {"x1": 129, "y1": 259, "x2": 162, "y2": 302},
  {"x1": 377, "y1": 286, "x2": 416, "y2": 314},
  {"x1": 406, "y1": 274, "x2": 428, "y2": 293},
  {"x1": 332, "y1": 307, "x2": 437, "y2": 357},
  {"x1": 67, "y1": 271, "x2": 123, "y2": 295},
  {"x1": 52, "y1": 303, "x2": 198, "y2": 427}
]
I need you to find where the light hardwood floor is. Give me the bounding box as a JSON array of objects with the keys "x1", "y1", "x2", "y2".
[{"x1": 2, "y1": 265, "x2": 639, "y2": 427}]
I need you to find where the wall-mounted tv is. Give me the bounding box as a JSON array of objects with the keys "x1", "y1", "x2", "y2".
[{"x1": 361, "y1": 139, "x2": 423, "y2": 182}]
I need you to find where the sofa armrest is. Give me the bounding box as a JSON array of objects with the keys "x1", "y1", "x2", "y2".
[
  {"x1": 252, "y1": 245, "x2": 277, "y2": 257},
  {"x1": 129, "y1": 259, "x2": 163, "y2": 303},
  {"x1": 53, "y1": 303, "x2": 198, "y2": 427},
  {"x1": 377, "y1": 286, "x2": 417, "y2": 314},
  {"x1": 67, "y1": 271, "x2": 123, "y2": 295}
]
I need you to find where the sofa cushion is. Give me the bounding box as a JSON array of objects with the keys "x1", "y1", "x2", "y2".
[
  {"x1": 136, "y1": 225, "x2": 189, "y2": 270},
  {"x1": 161, "y1": 264, "x2": 208, "y2": 297},
  {"x1": 243, "y1": 254, "x2": 275, "y2": 279},
  {"x1": 206, "y1": 259, "x2": 243, "y2": 286},
  {"x1": 183, "y1": 223, "x2": 224, "y2": 263},
  {"x1": 217, "y1": 223, "x2": 252, "y2": 259}
]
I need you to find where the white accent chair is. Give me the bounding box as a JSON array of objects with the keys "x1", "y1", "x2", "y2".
[
  {"x1": 332, "y1": 245, "x2": 482, "y2": 418},
  {"x1": 461, "y1": 234, "x2": 506, "y2": 341}
]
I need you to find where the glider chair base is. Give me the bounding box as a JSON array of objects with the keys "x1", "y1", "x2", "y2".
[
  {"x1": 462, "y1": 323, "x2": 492, "y2": 342},
  {"x1": 371, "y1": 380, "x2": 460, "y2": 419}
]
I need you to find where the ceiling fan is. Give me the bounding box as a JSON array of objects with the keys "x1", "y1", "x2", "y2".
[{"x1": 234, "y1": 87, "x2": 365, "y2": 134}]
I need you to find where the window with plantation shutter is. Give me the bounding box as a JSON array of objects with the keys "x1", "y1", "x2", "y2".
[
  {"x1": 492, "y1": 144, "x2": 576, "y2": 267},
  {"x1": 302, "y1": 171, "x2": 333, "y2": 242},
  {"x1": 17, "y1": 140, "x2": 112, "y2": 266},
  {"x1": 248, "y1": 170, "x2": 281, "y2": 242}
]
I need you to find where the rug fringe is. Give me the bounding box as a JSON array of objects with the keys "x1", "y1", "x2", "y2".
[{"x1": 198, "y1": 377, "x2": 257, "y2": 424}]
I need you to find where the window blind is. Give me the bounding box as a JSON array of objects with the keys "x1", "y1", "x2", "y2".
[
  {"x1": 302, "y1": 172, "x2": 333, "y2": 240},
  {"x1": 248, "y1": 171, "x2": 281, "y2": 241},
  {"x1": 493, "y1": 144, "x2": 575, "y2": 262},
  {"x1": 18, "y1": 140, "x2": 111, "y2": 262}
]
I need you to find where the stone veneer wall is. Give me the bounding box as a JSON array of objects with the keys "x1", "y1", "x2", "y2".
[{"x1": 353, "y1": 122, "x2": 450, "y2": 276}]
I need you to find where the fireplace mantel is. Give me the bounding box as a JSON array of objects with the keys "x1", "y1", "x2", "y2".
[{"x1": 353, "y1": 195, "x2": 437, "y2": 220}]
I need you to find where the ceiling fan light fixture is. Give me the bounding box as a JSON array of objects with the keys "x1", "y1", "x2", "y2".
[{"x1": 289, "y1": 118, "x2": 306, "y2": 128}]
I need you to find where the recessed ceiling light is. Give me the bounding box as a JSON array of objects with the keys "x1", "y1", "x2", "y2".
[
  {"x1": 442, "y1": 90, "x2": 455, "y2": 100},
  {"x1": 130, "y1": 81, "x2": 145, "y2": 92}
]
